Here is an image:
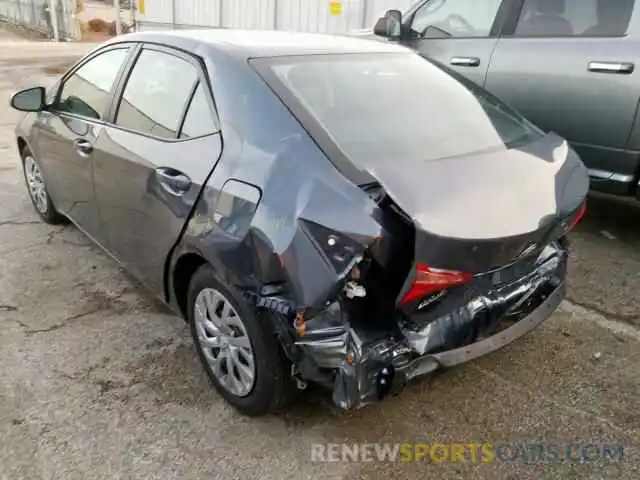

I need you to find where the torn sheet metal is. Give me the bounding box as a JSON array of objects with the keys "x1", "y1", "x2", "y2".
[
  {"x1": 305, "y1": 242, "x2": 568, "y2": 410},
  {"x1": 401, "y1": 243, "x2": 566, "y2": 356}
]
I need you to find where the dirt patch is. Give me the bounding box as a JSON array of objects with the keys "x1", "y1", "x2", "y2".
[
  {"x1": 76, "y1": 282, "x2": 169, "y2": 316},
  {"x1": 42, "y1": 62, "x2": 75, "y2": 75},
  {"x1": 80, "y1": 30, "x2": 113, "y2": 42},
  {"x1": 124, "y1": 342, "x2": 214, "y2": 407},
  {"x1": 81, "y1": 288, "x2": 130, "y2": 314}
]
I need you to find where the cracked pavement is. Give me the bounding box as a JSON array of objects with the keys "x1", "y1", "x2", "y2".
[{"x1": 0, "y1": 27, "x2": 639, "y2": 479}]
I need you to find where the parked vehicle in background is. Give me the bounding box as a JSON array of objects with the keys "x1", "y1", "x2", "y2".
[{"x1": 369, "y1": 0, "x2": 640, "y2": 199}]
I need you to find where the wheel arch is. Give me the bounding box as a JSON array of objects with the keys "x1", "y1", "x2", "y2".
[
  {"x1": 170, "y1": 251, "x2": 208, "y2": 320},
  {"x1": 16, "y1": 136, "x2": 28, "y2": 156}
]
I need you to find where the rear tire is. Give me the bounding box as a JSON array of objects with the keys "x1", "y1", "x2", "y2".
[
  {"x1": 187, "y1": 264, "x2": 295, "y2": 416},
  {"x1": 21, "y1": 146, "x2": 66, "y2": 225}
]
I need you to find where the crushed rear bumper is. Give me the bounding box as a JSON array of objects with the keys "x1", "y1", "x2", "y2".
[
  {"x1": 402, "y1": 281, "x2": 564, "y2": 380},
  {"x1": 297, "y1": 242, "x2": 568, "y2": 410},
  {"x1": 331, "y1": 280, "x2": 564, "y2": 409}
]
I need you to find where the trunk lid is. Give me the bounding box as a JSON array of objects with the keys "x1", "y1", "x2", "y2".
[{"x1": 365, "y1": 132, "x2": 589, "y2": 274}]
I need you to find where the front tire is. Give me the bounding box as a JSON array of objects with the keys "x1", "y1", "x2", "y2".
[
  {"x1": 187, "y1": 264, "x2": 295, "y2": 416},
  {"x1": 21, "y1": 146, "x2": 66, "y2": 225}
]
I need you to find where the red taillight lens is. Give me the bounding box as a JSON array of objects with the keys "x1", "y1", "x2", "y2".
[
  {"x1": 400, "y1": 263, "x2": 473, "y2": 305},
  {"x1": 568, "y1": 200, "x2": 586, "y2": 230}
]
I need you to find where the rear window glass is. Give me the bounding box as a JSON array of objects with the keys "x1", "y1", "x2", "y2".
[{"x1": 252, "y1": 53, "x2": 542, "y2": 167}]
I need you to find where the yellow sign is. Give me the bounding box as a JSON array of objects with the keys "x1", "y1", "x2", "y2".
[
  {"x1": 138, "y1": 0, "x2": 145, "y2": 15},
  {"x1": 329, "y1": 1, "x2": 343, "y2": 16}
]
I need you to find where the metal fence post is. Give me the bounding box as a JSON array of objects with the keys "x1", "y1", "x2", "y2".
[
  {"x1": 114, "y1": 0, "x2": 121, "y2": 34},
  {"x1": 273, "y1": 0, "x2": 279, "y2": 30},
  {"x1": 218, "y1": 0, "x2": 223, "y2": 27},
  {"x1": 49, "y1": 0, "x2": 60, "y2": 41},
  {"x1": 361, "y1": 0, "x2": 369, "y2": 29},
  {"x1": 71, "y1": 0, "x2": 81, "y2": 40},
  {"x1": 171, "y1": 0, "x2": 176, "y2": 29},
  {"x1": 60, "y1": 0, "x2": 68, "y2": 39},
  {"x1": 16, "y1": 0, "x2": 23, "y2": 27}
]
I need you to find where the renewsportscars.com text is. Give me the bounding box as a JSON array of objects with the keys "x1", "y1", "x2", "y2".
[{"x1": 311, "y1": 442, "x2": 625, "y2": 463}]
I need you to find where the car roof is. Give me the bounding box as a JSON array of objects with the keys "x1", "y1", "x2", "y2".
[{"x1": 114, "y1": 29, "x2": 409, "y2": 59}]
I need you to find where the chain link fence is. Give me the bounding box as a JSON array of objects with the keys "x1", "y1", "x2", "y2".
[{"x1": 0, "y1": 0, "x2": 75, "y2": 40}]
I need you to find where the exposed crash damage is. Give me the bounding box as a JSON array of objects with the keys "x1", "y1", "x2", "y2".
[
  {"x1": 184, "y1": 130, "x2": 587, "y2": 410},
  {"x1": 164, "y1": 35, "x2": 590, "y2": 414},
  {"x1": 301, "y1": 239, "x2": 570, "y2": 409},
  {"x1": 229, "y1": 166, "x2": 583, "y2": 410},
  {"x1": 273, "y1": 174, "x2": 583, "y2": 409},
  {"x1": 219, "y1": 53, "x2": 588, "y2": 410}
]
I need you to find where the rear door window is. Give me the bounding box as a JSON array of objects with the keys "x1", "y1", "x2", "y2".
[
  {"x1": 513, "y1": 0, "x2": 635, "y2": 37},
  {"x1": 57, "y1": 47, "x2": 130, "y2": 120},
  {"x1": 115, "y1": 49, "x2": 199, "y2": 139},
  {"x1": 179, "y1": 82, "x2": 218, "y2": 139}
]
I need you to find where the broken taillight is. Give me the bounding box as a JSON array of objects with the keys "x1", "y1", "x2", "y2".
[
  {"x1": 400, "y1": 263, "x2": 472, "y2": 305},
  {"x1": 567, "y1": 200, "x2": 586, "y2": 230}
]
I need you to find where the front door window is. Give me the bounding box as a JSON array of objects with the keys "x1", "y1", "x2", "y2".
[
  {"x1": 56, "y1": 48, "x2": 130, "y2": 120},
  {"x1": 409, "y1": 0, "x2": 504, "y2": 38}
]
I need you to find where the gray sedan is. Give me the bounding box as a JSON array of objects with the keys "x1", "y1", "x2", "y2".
[{"x1": 10, "y1": 30, "x2": 587, "y2": 415}]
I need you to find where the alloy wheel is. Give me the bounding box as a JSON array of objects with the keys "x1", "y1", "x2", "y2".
[
  {"x1": 24, "y1": 155, "x2": 48, "y2": 214},
  {"x1": 193, "y1": 287, "x2": 256, "y2": 397}
]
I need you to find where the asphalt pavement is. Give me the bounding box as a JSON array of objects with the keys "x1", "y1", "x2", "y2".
[{"x1": 0, "y1": 28, "x2": 639, "y2": 479}]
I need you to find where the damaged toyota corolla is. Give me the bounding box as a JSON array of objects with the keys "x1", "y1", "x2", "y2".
[{"x1": 10, "y1": 30, "x2": 588, "y2": 416}]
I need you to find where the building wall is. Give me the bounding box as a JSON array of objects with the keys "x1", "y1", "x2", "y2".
[
  {"x1": 135, "y1": 0, "x2": 415, "y2": 33},
  {"x1": 0, "y1": 0, "x2": 76, "y2": 39}
]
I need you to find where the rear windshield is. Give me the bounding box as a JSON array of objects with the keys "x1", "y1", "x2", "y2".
[{"x1": 252, "y1": 52, "x2": 542, "y2": 166}]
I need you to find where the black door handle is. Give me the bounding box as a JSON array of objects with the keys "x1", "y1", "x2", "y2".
[
  {"x1": 450, "y1": 56, "x2": 481, "y2": 67},
  {"x1": 155, "y1": 167, "x2": 191, "y2": 195},
  {"x1": 73, "y1": 138, "x2": 93, "y2": 156}
]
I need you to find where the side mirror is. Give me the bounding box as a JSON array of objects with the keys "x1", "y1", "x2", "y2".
[
  {"x1": 373, "y1": 10, "x2": 402, "y2": 40},
  {"x1": 10, "y1": 87, "x2": 47, "y2": 112}
]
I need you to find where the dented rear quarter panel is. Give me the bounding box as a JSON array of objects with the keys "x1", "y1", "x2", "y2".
[
  {"x1": 168, "y1": 48, "x2": 383, "y2": 313},
  {"x1": 167, "y1": 44, "x2": 589, "y2": 314}
]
